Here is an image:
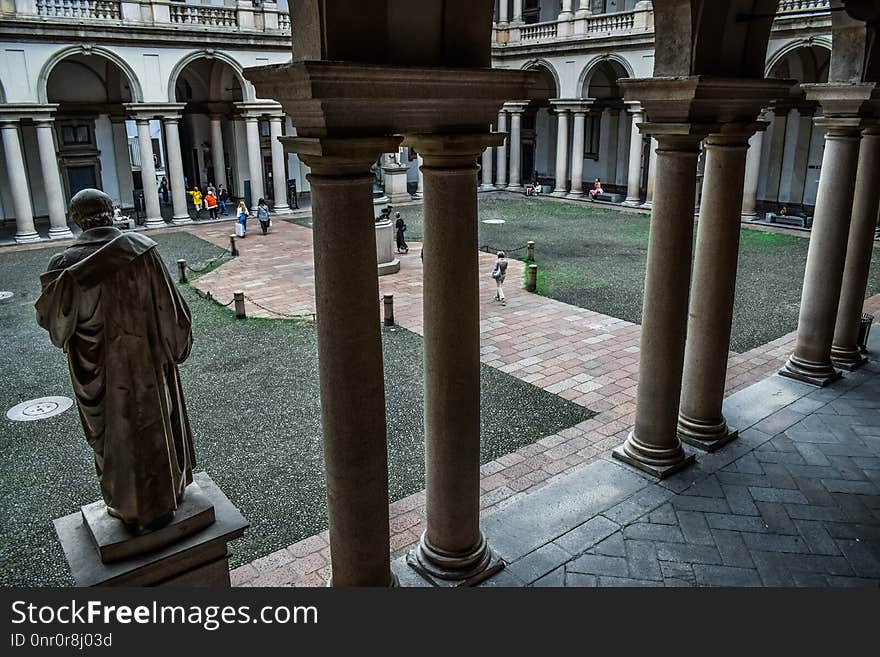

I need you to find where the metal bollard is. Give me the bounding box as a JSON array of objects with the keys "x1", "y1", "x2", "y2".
[
  {"x1": 527, "y1": 240, "x2": 535, "y2": 262},
  {"x1": 229, "y1": 235, "x2": 239, "y2": 257},
  {"x1": 383, "y1": 294, "x2": 395, "y2": 326},
  {"x1": 527, "y1": 264, "x2": 538, "y2": 293},
  {"x1": 177, "y1": 259, "x2": 187, "y2": 283},
  {"x1": 233, "y1": 291, "x2": 246, "y2": 319}
]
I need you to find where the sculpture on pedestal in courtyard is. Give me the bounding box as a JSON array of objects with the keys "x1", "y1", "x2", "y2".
[{"x1": 36, "y1": 189, "x2": 197, "y2": 535}]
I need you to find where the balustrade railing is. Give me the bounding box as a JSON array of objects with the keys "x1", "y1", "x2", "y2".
[
  {"x1": 278, "y1": 11, "x2": 290, "y2": 32},
  {"x1": 36, "y1": 0, "x2": 120, "y2": 20},
  {"x1": 169, "y1": 4, "x2": 238, "y2": 28},
  {"x1": 777, "y1": 0, "x2": 831, "y2": 13},
  {"x1": 520, "y1": 21, "x2": 558, "y2": 42},
  {"x1": 586, "y1": 11, "x2": 635, "y2": 34}
]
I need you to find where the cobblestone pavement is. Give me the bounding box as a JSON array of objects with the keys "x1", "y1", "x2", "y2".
[{"x1": 167, "y1": 219, "x2": 880, "y2": 587}]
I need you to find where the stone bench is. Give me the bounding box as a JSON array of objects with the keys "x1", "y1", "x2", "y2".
[
  {"x1": 594, "y1": 192, "x2": 625, "y2": 203},
  {"x1": 113, "y1": 218, "x2": 134, "y2": 230},
  {"x1": 766, "y1": 212, "x2": 812, "y2": 229}
]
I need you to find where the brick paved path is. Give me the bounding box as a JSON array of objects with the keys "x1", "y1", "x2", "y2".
[{"x1": 172, "y1": 219, "x2": 880, "y2": 587}]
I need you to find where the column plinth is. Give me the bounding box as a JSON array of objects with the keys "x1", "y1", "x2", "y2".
[
  {"x1": 163, "y1": 116, "x2": 191, "y2": 225},
  {"x1": 781, "y1": 117, "x2": 864, "y2": 387},
  {"x1": 403, "y1": 132, "x2": 505, "y2": 585},
  {"x1": 677, "y1": 126, "x2": 760, "y2": 452},
  {"x1": 613, "y1": 131, "x2": 705, "y2": 478},
  {"x1": 34, "y1": 118, "x2": 73, "y2": 239},
  {"x1": 831, "y1": 125, "x2": 880, "y2": 370},
  {"x1": 1, "y1": 121, "x2": 39, "y2": 243},
  {"x1": 291, "y1": 136, "x2": 402, "y2": 588}
]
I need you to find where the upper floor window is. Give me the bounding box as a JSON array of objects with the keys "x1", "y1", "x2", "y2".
[{"x1": 61, "y1": 125, "x2": 90, "y2": 145}]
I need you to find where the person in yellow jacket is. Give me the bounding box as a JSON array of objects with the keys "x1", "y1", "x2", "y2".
[{"x1": 187, "y1": 187, "x2": 203, "y2": 219}]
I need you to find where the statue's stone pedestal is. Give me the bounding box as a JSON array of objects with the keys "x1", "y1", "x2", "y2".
[
  {"x1": 375, "y1": 219, "x2": 400, "y2": 276},
  {"x1": 54, "y1": 472, "x2": 248, "y2": 587},
  {"x1": 382, "y1": 165, "x2": 411, "y2": 204}
]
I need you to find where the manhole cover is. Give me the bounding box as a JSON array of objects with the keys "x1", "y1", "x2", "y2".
[
  {"x1": 0, "y1": 291, "x2": 12, "y2": 301},
  {"x1": 7, "y1": 396, "x2": 74, "y2": 422},
  {"x1": 482, "y1": 219, "x2": 506, "y2": 225}
]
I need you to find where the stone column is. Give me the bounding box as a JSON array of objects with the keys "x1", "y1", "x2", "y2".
[
  {"x1": 559, "y1": 0, "x2": 574, "y2": 20},
  {"x1": 624, "y1": 103, "x2": 645, "y2": 206},
  {"x1": 552, "y1": 106, "x2": 570, "y2": 196},
  {"x1": 111, "y1": 117, "x2": 134, "y2": 208},
  {"x1": 293, "y1": 136, "x2": 401, "y2": 587},
  {"x1": 498, "y1": 0, "x2": 508, "y2": 26},
  {"x1": 568, "y1": 108, "x2": 587, "y2": 198},
  {"x1": 480, "y1": 131, "x2": 494, "y2": 190},
  {"x1": 741, "y1": 126, "x2": 766, "y2": 220},
  {"x1": 135, "y1": 117, "x2": 164, "y2": 228},
  {"x1": 782, "y1": 117, "x2": 863, "y2": 386},
  {"x1": 506, "y1": 105, "x2": 525, "y2": 191},
  {"x1": 0, "y1": 119, "x2": 39, "y2": 243},
  {"x1": 495, "y1": 110, "x2": 508, "y2": 188},
  {"x1": 413, "y1": 153, "x2": 424, "y2": 199},
  {"x1": 406, "y1": 132, "x2": 503, "y2": 584},
  {"x1": 244, "y1": 116, "x2": 265, "y2": 208},
  {"x1": 209, "y1": 115, "x2": 227, "y2": 189},
  {"x1": 34, "y1": 118, "x2": 73, "y2": 239},
  {"x1": 641, "y1": 137, "x2": 658, "y2": 209},
  {"x1": 269, "y1": 116, "x2": 290, "y2": 211},
  {"x1": 831, "y1": 124, "x2": 880, "y2": 369},
  {"x1": 678, "y1": 126, "x2": 756, "y2": 451},
  {"x1": 613, "y1": 132, "x2": 703, "y2": 478},
  {"x1": 512, "y1": 0, "x2": 523, "y2": 23},
  {"x1": 162, "y1": 116, "x2": 190, "y2": 224},
  {"x1": 764, "y1": 109, "x2": 788, "y2": 204}
]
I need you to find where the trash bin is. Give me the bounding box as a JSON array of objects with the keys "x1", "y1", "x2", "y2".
[{"x1": 857, "y1": 313, "x2": 874, "y2": 352}]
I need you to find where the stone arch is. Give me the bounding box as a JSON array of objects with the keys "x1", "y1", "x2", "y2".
[
  {"x1": 37, "y1": 45, "x2": 143, "y2": 104},
  {"x1": 578, "y1": 54, "x2": 634, "y2": 99},
  {"x1": 167, "y1": 50, "x2": 253, "y2": 103},
  {"x1": 765, "y1": 38, "x2": 833, "y2": 78},
  {"x1": 521, "y1": 59, "x2": 560, "y2": 100}
]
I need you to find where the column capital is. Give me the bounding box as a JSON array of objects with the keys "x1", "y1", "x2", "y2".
[
  {"x1": 704, "y1": 121, "x2": 768, "y2": 148},
  {"x1": 124, "y1": 103, "x2": 186, "y2": 121},
  {"x1": 638, "y1": 122, "x2": 714, "y2": 150},
  {"x1": 813, "y1": 115, "x2": 865, "y2": 138},
  {"x1": 625, "y1": 100, "x2": 644, "y2": 115},
  {"x1": 502, "y1": 101, "x2": 530, "y2": 114},
  {"x1": 233, "y1": 100, "x2": 283, "y2": 120},
  {"x1": 0, "y1": 103, "x2": 58, "y2": 123},
  {"x1": 284, "y1": 136, "x2": 403, "y2": 176},
  {"x1": 549, "y1": 98, "x2": 590, "y2": 113},
  {"x1": 801, "y1": 82, "x2": 876, "y2": 118},
  {"x1": 403, "y1": 133, "x2": 503, "y2": 168}
]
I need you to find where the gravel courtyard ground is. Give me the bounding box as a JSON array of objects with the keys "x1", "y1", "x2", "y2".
[
  {"x1": 0, "y1": 232, "x2": 592, "y2": 585},
  {"x1": 391, "y1": 194, "x2": 880, "y2": 353}
]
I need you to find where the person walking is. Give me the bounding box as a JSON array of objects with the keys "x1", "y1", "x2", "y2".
[
  {"x1": 394, "y1": 211, "x2": 408, "y2": 253},
  {"x1": 218, "y1": 184, "x2": 229, "y2": 216},
  {"x1": 236, "y1": 200, "x2": 249, "y2": 237},
  {"x1": 188, "y1": 186, "x2": 203, "y2": 219},
  {"x1": 204, "y1": 190, "x2": 219, "y2": 220},
  {"x1": 257, "y1": 198, "x2": 271, "y2": 235},
  {"x1": 492, "y1": 250, "x2": 508, "y2": 306}
]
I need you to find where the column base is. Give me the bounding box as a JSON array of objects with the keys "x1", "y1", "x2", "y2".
[
  {"x1": 779, "y1": 354, "x2": 842, "y2": 387},
  {"x1": 506, "y1": 185, "x2": 524, "y2": 193},
  {"x1": 495, "y1": 183, "x2": 508, "y2": 190},
  {"x1": 47, "y1": 227, "x2": 74, "y2": 240},
  {"x1": 551, "y1": 189, "x2": 568, "y2": 197},
  {"x1": 677, "y1": 413, "x2": 739, "y2": 453},
  {"x1": 612, "y1": 431, "x2": 695, "y2": 479},
  {"x1": 831, "y1": 344, "x2": 869, "y2": 371},
  {"x1": 622, "y1": 198, "x2": 642, "y2": 207},
  {"x1": 410, "y1": 192, "x2": 423, "y2": 200},
  {"x1": 741, "y1": 212, "x2": 759, "y2": 222},
  {"x1": 273, "y1": 204, "x2": 291, "y2": 213},
  {"x1": 479, "y1": 184, "x2": 496, "y2": 191},
  {"x1": 640, "y1": 201, "x2": 653, "y2": 210},
  {"x1": 144, "y1": 217, "x2": 166, "y2": 229},
  {"x1": 14, "y1": 232, "x2": 41, "y2": 244},
  {"x1": 407, "y1": 531, "x2": 504, "y2": 587},
  {"x1": 171, "y1": 216, "x2": 193, "y2": 226},
  {"x1": 566, "y1": 191, "x2": 584, "y2": 200}
]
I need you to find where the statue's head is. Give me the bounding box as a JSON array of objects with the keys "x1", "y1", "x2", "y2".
[{"x1": 69, "y1": 189, "x2": 114, "y2": 231}]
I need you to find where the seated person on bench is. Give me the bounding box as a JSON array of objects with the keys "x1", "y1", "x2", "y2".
[
  {"x1": 589, "y1": 178, "x2": 603, "y2": 200},
  {"x1": 525, "y1": 181, "x2": 542, "y2": 196}
]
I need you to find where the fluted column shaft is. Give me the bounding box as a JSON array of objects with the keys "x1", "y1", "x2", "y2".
[
  {"x1": 831, "y1": 126, "x2": 880, "y2": 369},
  {"x1": 613, "y1": 133, "x2": 703, "y2": 478},
  {"x1": 552, "y1": 109, "x2": 570, "y2": 196},
  {"x1": 782, "y1": 118, "x2": 863, "y2": 386},
  {"x1": 624, "y1": 105, "x2": 645, "y2": 206},
  {"x1": 678, "y1": 127, "x2": 756, "y2": 451},
  {"x1": 163, "y1": 116, "x2": 191, "y2": 224},
  {"x1": 568, "y1": 111, "x2": 587, "y2": 197},
  {"x1": 293, "y1": 136, "x2": 401, "y2": 587},
  {"x1": 407, "y1": 132, "x2": 503, "y2": 584},
  {"x1": 210, "y1": 115, "x2": 227, "y2": 189},
  {"x1": 269, "y1": 116, "x2": 289, "y2": 211},
  {"x1": 135, "y1": 118, "x2": 163, "y2": 228},
  {"x1": 1, "y1": 120, "x2": 39, "y2": 243},
  {"x1": 34, "y1": 118, "x2": 73, "y2": 239}
]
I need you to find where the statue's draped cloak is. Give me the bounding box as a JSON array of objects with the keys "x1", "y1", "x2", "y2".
[{"x1": 36, "y1": 227, "x2": 195, "y2": 531}]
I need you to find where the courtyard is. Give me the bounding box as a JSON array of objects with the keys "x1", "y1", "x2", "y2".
[{"x1": 2, "y1": 195, "x2": 878, "y2": 587}]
